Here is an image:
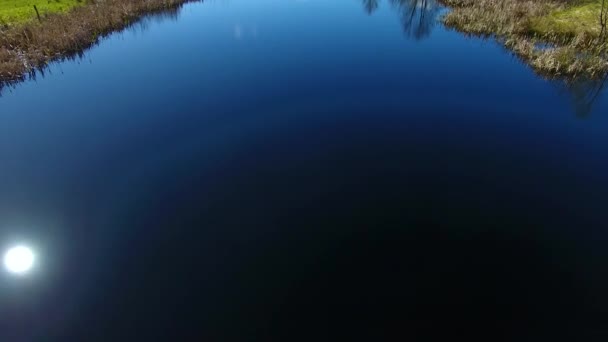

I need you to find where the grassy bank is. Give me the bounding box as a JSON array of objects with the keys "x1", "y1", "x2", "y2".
[
  {"x1": 441, "y1": 0, "x2": 608, "y2": 78},
  {"x1": 0, "y1": 0, "x2": 195, "y2": 84}
]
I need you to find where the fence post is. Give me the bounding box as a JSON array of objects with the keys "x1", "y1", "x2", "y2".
[{"x1": 33, "y1": 5, "x2": 41, "y2": 23}]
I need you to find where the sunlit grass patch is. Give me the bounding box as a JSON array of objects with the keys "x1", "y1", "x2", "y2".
[
  {"x1": 0, "y1": 0, "x2": 84, "y2": 24},
  {"x1": 529, "y1": 0, "x2": 604, "y2": 39}
]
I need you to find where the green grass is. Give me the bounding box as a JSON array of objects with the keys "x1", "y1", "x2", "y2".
[
  {"x1": 0, "y1": 0, "x2": 83, "y2": 24},
  {"x1": 529, "y1": 0, "x2": 604, "y2": 38}
]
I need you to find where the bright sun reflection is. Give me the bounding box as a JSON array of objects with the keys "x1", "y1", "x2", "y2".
[{"x1": 3, "y1": 245, "x2": 35, "y2": 275}]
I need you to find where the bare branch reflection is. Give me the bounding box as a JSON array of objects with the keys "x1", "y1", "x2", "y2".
[
  {"x1": 390, "y1": 0, "x2": 440, "y2": 40},
  {"x1": 362, "y1": 0, "x2": 440, "y2": 40},
  {"x1": 362, "y1": 0, "x2": 380, "y2": 14},
  {"x1": 562, "y1": 75, "x2": 608, "y2": 118}
]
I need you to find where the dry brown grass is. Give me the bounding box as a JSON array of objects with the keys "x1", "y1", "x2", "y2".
[
  {"x1": 503, "y1": 35, "x2": 608, "y2": 77},
  {"x1": 440, "y1": 0, "x2": 608, "y2": 78},
  {"x1": 0, "y1": 49, "x2": 24, "y2": 80},
  {"x1": 0, "y1": 0, "x2": 197, "y2": 84},
  {"x1": 442, "y1": 0, "x2": 558, "y2": 36}
]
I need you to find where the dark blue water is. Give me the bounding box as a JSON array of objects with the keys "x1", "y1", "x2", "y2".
[{"x1": 1, "y1": 0, "x2": 607, "y2": 340}]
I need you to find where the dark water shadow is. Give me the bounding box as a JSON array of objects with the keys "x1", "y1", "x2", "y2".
[{"x1": 58, "y1": 190, "x2": 608, "y2": 340}]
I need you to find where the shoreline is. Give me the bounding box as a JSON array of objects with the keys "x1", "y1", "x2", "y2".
[
  {"x1": 0, "y1": 0, "x2": 198, "y2": 87},
  {"x1": 439, "y1": 0, "x2": 608, "y2": 79},
  {"x1": 1, "y1": 0, "x2": 607, "y2": 87}
]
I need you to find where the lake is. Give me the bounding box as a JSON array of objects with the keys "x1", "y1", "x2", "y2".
[{"x1": 1, "y1": 0, "x2": 607, "y2": 340}]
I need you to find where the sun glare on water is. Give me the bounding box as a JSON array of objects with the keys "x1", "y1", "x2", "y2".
[{"x1": 3, "y1": 245, "x2": 35, "y2": 275}]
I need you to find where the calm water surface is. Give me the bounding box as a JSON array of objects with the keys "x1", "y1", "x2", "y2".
[{"x1": 1, "y1": 0, "x2": 607, "y2": 340}]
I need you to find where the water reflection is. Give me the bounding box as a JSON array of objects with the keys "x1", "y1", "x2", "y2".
[
  {"x1": 390, "y1": 0, "x2": 440, "y2": 40},
  {"x1": 363, "y1": 0, "x2": 440, "y2": 40},
  {"x1": 362, "y1": 0, "x2": 380, "y2": 14},
  {"x1": 562, "y1": 75, "x2": 608, "y2": 118}
]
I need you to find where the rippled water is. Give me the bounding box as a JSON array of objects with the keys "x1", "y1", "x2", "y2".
[{"x1": 1, "y1": 0, "x2": 607, "y2": 340}]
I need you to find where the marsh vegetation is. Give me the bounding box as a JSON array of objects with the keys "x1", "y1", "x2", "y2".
[
  {"x1": 0, "y1": 0, "x2": 195, "y2": 84},
  {"x1": 442, "y1": 0, "x2": 608, "y2": 78}
]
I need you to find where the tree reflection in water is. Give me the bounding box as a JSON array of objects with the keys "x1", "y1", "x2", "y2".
[
  {"x1": 362, "y1": 0, "x2": 380, "y2": 14},
  {"x1": 390, "y1": 0, "x2": 440, "y2": 40},
  {"x1": 362, "y1": 0, "x2": 440, "y2": 40},
  {"x1": 563, "y1": 75, "x2": 608, "y2": 118}
]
